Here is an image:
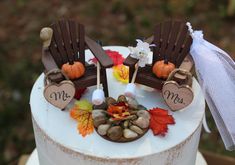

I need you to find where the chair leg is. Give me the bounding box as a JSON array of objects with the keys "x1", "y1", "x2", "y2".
[
  {"x1": 129, "y1": 66, "x2": 135, "y2": 83},
  {"x1": 101, "y1": 67, "x2": 109, "y2": 97}
]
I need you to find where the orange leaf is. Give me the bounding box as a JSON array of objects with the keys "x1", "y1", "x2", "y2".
[
  {"x1": 69, "y1": 100, "x2": 94, "y2": 137},
  {"x1": 149, "y1": 108, "x2": 175, "y2": 136},
  {"x1": 76, "y1": 110, "x2": 94, "y2": 137}
]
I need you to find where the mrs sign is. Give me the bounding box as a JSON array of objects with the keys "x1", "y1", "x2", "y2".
[{"x1": 162, "y1": 69, "x2": 194, "y2": 111}]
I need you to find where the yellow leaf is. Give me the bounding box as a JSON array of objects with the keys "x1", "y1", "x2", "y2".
[
  {"x1": 113, "y1": 65, "x2": 129, "y2": 83},
  {"x1": 70, "y1": 100, "x2": 94, "y2": 137}
]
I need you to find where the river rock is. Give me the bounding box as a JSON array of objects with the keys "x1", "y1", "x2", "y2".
[
  {"x1": 129, "y1": 125, "x2": 144, "y2": 134},
  {"x1": 92, "y1": 110, "x2": 106, "y2": 119},
  {"x1": 93, "y1": 116, "x2": 107, "y2": 127},
  {"x1": 137, "y1": 110, "x2": 150, "y2": 120},
  {"x1": 97, "y1": 124, "x2": 111, "y2": 136},
  {"x1": 117, "y1": 95, "x2": 127, "y2": 103},
  {"x1": 123, "y1": 129, "x2": 138, "y2": 139},
  {"x1": 133, "y1": 117, "x2": 149, "y2": 129},
  {"x1": 106, "y1": 97, "x2": 117, "y2": 106},
  {"x1": 107, "y1": 126, "x2": 123, "y2": 141},
  {"x1": 128, "y1": 98, "x2": 139, "y2": 110},
  {"x1": 93, "y1": 102, "x2": 107, "y2": 110},
  {"x1": 123, "y1": 120, "x2": 129, "y2": 128}
]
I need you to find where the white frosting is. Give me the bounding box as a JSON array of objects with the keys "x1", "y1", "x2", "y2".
[{"x1": 30, "y1": 46, "x2": 205, "y2": 165}]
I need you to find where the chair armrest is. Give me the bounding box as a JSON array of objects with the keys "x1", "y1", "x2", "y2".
[
  {"x1": 174, "y1": 55, "x2": 194, "y2": 82},
  {"x1": 42, "y1": 47, "x2": 58, "y2": 71},
  {"x1": 144, "y1": 35, "x2": 154, "y2": 44},
  {"x1": 42, "y1": 47, "x2": 64, "y2": 82},
  {"x1": 123, "y1": 55, "x2": 139, "y2": 67},
  {"x1": 123, "y1": 35, "x2": 153, "y2": 68},
  {"x1": 85, "y1": 36, "x2": 113, "y2": 68}
]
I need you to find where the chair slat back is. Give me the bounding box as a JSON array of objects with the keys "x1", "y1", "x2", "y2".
[
  {"x1": 152, "y1": 21, "x2": 192, "y2": 67},
  {"x1": 49, "y1": 20, "x2": 85, "y2": 68}
]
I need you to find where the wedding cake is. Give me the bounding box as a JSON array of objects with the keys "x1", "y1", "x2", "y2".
[{"x1": 30, "y1": 46, "x2": 205, "y2": 165}]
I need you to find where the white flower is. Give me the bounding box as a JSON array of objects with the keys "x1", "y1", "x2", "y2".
[{"x1": 128, "y1": 39, "x2": 154, "y2": 67}]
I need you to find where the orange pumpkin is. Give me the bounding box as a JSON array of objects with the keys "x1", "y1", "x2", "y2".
[
  {"x1": 62, "y1": 61, "x2": 85, "y2": 79},
  {"x1": 152, "y1": 60, "x2": 175, "y2": 79}
]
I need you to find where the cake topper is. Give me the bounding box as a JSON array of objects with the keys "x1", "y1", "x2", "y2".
[{"x1": 124, "y1": 39, "x2": 154, "y2": 98}]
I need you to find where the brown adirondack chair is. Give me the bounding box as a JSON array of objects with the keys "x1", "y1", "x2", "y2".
[
  {"x1": 123, "y1": 20, "x2": 194, "y2": 89},
  {"x1": 40, "y1": 20, "x2": 113, "y2": 97}
]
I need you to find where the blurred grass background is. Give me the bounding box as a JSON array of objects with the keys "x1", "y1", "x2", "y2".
[{"x1": 0, "y1": 0, "x2": 235, "y2": 164}]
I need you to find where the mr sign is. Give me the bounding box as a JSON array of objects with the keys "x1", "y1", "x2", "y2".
[
  {"x1": 43, "y1": 69, "x2": 75, "y2": 110},
  {"x1": 44, "y1": 81, "x2": 75, "y2": 109}
]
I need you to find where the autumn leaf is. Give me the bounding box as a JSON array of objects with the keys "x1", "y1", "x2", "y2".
[
  {"x1": 149, "y1": 108, "x2": 175, "y2": 136},
  {"x1": 74, "y1": 88, "x2": 87, "y2": 100},
  {"x1": 70, "y1": 100, "x2": 94, "y2": 137},
  {"x1": 89, "y1": 49, "x2": 125, "y2": 66},
  {"x1": 113, "y1": 64, "x2": 129, "y2": 83}
]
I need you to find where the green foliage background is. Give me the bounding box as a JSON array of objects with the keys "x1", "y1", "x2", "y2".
[{"x1": 0, "y1": 0, "x2": 234, "y2": 164}]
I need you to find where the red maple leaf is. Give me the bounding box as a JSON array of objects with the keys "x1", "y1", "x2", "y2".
[
  {"x1": 74, "y1": 88, "x2": 87, "y2": 100},
  {"x1": 89, "y1": 49, "x2": 124, "y2": 66},
  {"x1": 149, "y1": 108, "x2": 175, "y2": 136}
]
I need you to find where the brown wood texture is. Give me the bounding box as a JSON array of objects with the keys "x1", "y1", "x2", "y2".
[
  {"x1": 85, "y1": 36, "x2": 113, "y2": 68},
  {"x1": 123, "y1": 20, "x2": 193, "y2": 90},
  {"x1": 41, "y1": 20, "x2": 113, "y2": 97}
]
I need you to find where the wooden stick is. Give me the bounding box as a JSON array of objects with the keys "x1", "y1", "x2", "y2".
[
  {"x1": 97, "y1": 62, "x2": 101, "y2": 89},
  {"x1": 131, "y1": 64, "x2": 139, "y2": 83}
]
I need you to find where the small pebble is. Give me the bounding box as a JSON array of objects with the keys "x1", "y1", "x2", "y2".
[
  {"x1": 123, "y1": 120, "x2": 129, "y2": 128},
  {"x1": 106, "y1": 97, "x2": 117, "y2": 106},
  {"x1": 128, "y1": 98, "x2": 139, "y2": 110},
  {"x1": 107, "y1": 126, "x2": 123, "y2": 141},
  {"x1": 130, "y1": 125, "x2": 144, "y2": 134},
  {"x1": 124, "y1": 115, "x2": 138, "y2": 121},
  {"x1": 93, "y1": 102, "x2": 107, "y2": 110},
  {"x1": 133, "y1": 117, "x2": 149, "y2": 129},
  {"x1": 123, "y1": 129, "x2": 138, "y2": 139},
  {"x1": 92, "y1": 110, "x2": 106, "y2": 119},
  {"x1": 117, "y1": 95, "x2": 127, "y2": 103},
  {"x1": 97, "y1": 124, "x2": 111, "y2": 136},
  {"x1": 137, "y1": 110, "x2": 150, "y2": 120},
  {"x1": 93, "y1": 116, "x2": 107, "y2": 127}
]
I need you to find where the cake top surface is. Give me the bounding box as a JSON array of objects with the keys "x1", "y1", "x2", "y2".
[{"x1": 30, "y1": 46, "x2": 205, "y2": 159}]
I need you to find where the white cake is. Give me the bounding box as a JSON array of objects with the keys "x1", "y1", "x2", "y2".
[{"x1": 30, "y1": 46, "x2": 205, "y2": 165}]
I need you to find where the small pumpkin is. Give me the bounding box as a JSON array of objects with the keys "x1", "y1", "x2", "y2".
[
  {"x1": 152, "y1": 60, "x2": 175, "y2": 79},
  {"x1": 62, "y1": 61, "x2": 85, "y2": 79}
]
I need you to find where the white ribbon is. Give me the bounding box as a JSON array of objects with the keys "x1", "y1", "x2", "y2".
[{"x1": 187, "y1": 22, "x2": 235, "y2": 150}]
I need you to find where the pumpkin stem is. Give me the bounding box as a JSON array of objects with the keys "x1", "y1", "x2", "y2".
[
  {"x1": 164, "y1": 59, "x2": 169, "y2": 64},
  {"x1": 69, "y1": 60, "x2": 74, "y2": 65}
]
